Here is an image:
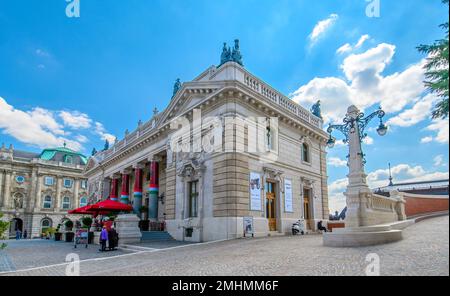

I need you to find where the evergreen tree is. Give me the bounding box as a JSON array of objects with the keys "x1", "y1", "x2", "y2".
[{"x1": 417, "y1": 0, "x2": 449, "y2": 119}]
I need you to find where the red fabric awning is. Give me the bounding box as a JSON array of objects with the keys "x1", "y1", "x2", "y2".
[
  {"x1": 68, "y1": 205, "x2": 94, "y2": 215},
  {"x1": 90, "y1": 198, "x2": 133, "y2": 212}
]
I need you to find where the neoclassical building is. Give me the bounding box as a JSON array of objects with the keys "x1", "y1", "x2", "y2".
[
  {"x1": 85, "y1": 41, "x2": 330, "y2": 242},
  {"x1": 0, "y1": 144, "x2": 89, "y2": 238}
]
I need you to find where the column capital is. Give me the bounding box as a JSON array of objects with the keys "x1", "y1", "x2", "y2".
[
  {"x1": 109, "y1": 173, "x2": 121, "y2": 179},
  {"x1": 148, "y1": 155, "x2": 163, "y2": 162},
  {"x1": 120, "y1": 168, "x2": 133, "y2": 175},
  {"x1": 133, "y1": 163, "x2": 146, "y2": 170}
]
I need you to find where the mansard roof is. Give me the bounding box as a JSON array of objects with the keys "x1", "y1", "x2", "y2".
[{"x1": 39, "y1": 146, "x2": 88, "y2": 165}]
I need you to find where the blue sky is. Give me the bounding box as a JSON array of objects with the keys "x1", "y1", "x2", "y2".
[{"x1": 0, "y1": 0, "x2": 448, "y2": 212}]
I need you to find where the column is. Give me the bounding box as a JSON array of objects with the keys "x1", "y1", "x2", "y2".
[
  {"x1": 344, "y1": 105, "x2": 371, "y2": 227},
  {"x1": 28, "y1": 169, "x2": 37, "y2": 211},
  {"x1": 55, "y1": 177, "x2": 62, "y2": 211},
  {"x1": 0, "y1": 170, "x2": 4, "y2": 208},
  {"x1": 120, "y1": 173, "x2": 130, "y2": 204},
  {"x1": 34, "y1": 175, "x2": 42, "y2": 210},
  {"x1": 110, "y1": 178, "x2": 119, "y2": 201},
  {"x1": 3, "y1": 171, "x2": 12, "y2": 209},
  {"x1": 73, "y1": 179, "x2": 79, "y2": 208},
  {"x1": 132, "y1": 166, "x2": 143, "y2": 214},
  {"x1": 148, "y1": 161, "x2": 159, "y2": 221}
]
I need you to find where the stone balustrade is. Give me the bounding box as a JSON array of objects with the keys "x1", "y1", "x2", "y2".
[
  {"x1": 362, "y1": 191, "x2": 406, "y2": 225},
  {"x1": 243, "y1": 73, "x2": 323, "y2": 129}
]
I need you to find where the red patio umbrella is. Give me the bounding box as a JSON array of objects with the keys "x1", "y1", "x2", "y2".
[
  {"x1": 89, "y1": 198, "x2": 133, "y2": 213},
  {"x1": 68, "y1": 205, "x2": 94, "y2": 215}
]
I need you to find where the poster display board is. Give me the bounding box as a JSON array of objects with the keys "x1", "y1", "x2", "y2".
[
  {"x1": 249, "y1": 172, "x2": 261, "y2": 211},
  {"x1": 284, "y1": 178, "x2": 293, "y2": 212},
  {"x1": 243, "y1": 216, "x2": 254, "y2": 237},
  {"x1": 74, "y1": 228, "x2": 88, "y2": 248}
]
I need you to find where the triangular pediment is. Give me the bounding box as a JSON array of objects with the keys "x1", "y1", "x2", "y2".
[{"x1": 84, "y1": 157, "x2": 98, "y2": 173}]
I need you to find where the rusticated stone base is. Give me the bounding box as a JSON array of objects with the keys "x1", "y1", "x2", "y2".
[{"x1": 115, "y1": 214, "x2": 142, "y2": 244}]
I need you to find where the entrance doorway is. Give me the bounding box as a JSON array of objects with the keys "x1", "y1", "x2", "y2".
[
  {"x1": 265, "y1": 181, "x2": 277, "y2": 231},
  {"x1": 303, "y1": 188, "x2": 313, "y2": 230},
  {"x1": 9, "y1": 218, "x2": 23, "y2": 238}
]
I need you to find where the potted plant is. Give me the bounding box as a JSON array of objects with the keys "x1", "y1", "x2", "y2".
[
  {"x1": 64, "y1": 220, "x2": 74, "y2": 231},
  {"x1": 81, "y1": 216, "x2": 93, "y2": 228},
  {"x1": 64, "y1": 220, "x2": 74, "y2": 242},
  {"x1": 54, "y1": 224, "x2": 62, "y2": 241}
]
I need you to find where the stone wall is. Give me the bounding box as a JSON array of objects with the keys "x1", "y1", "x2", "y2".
[
  {"x1": 165, "y1": 167, "x2": 176, "y2": 220},
  {"x1": 213, "y1": 152, "x2": 250, "y2": 218},
  {"x1": 403, "y1": 193, "x2": 449, "y2": 217}
]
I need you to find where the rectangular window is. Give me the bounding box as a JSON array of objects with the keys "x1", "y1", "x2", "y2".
[
  {"x1": 63, "y1": 179, "x2": 73, "y2": 188},
  {"x1": 188, "y1": 181, "x2": 199, "y2": 218},
  {"x1": 44, "y1": 176, "x2": 54, "y2": 186},
  {"x1": 80, "y1": 180, "x2": 87, "y2": 189}
]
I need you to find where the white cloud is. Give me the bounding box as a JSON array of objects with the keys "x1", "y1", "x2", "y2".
[
  {"x1": 387, "y1": 94, "x2": 439, "y2": 127},
  {"x1": 59, "y1": 111, "x2": 92, "y2": 129},
  {"x1": 328, "y1": 178, "x2": 348, "y2": 213},
  {"x1": 355, "y1": 34, "x2": 370, "y2": 49},
  {"x1": 420, "y1": 136, "x2": 433, "y2": 143},
  {"x1": 309, "y1": 14, "x2": 338, "y2": 45},
  {"x1": 35, "y1": 48, "x2": 50, "y2": 57},
  {"x1": 367, "y1": 163, "x2": 449, "y2": 189},
  {"x1": 328, "y1": 157, "x2": 347, "y2": 167},
  {"x1": 0, "y1": 96, "x2": 115, "y2": 153},
  {"x1": 363, "y1": 136, "x2": 374, "y2": 145},
  {"x1": 336, "y1": 43, "x2": 352, "y2": 54},
  {"x1": 433, "y1": 155, "x2": 446, "y2": 167},
  {"x1": 75, "y1": 134, "x2": 88, "y2": 143},
  {"x1": 336, "y1": 34, "x2": 370, "y2": 55},
  {"x1": 0, "y1": 97, "x2": 71, "y2": 149},
  {"x1": 423, "y1": 118, "x2": 449, "y2": 144},
  {"x1": 328, "y1": 163, "x2": 449, "y2": 212},
  {"x1": 292, "y1": 43, "x2": 427, "y2": 126},
  {"x1": 94, "y1": 122, "x2": 116, "y2": 144}
]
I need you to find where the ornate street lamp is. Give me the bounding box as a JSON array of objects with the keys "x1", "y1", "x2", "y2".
[
  {"x1": 326, "y1": 106, "x2": 387, "y2": 149},
  {"x1": 326, "y1": 105, "x2": 388, "y2": 227}
]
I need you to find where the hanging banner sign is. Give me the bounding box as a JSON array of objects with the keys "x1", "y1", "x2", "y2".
[
  {"x1": 284, "y1": 178, "x2": 293, "y2": 212},
  {"x1": 249, "y1": 172, "x2": 261, "y2": 211}
]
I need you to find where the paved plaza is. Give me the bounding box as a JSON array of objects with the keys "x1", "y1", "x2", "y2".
[{"x1": 1, "y1": 215, "x2": 448, "y2": 276}]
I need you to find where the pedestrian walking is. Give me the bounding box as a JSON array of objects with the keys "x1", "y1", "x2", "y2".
[
  {"x1": 108, "y1": 226, "x2": 118, "y2": 251},
  {"x1": 15, "y1": 229, "x2": 21, "y2": 240},
  {"x1": 99, "y1": 226, "x2": 108, "y2": 252},
  {"x1": 23, "y1": 230, "x2": 28, "y2": 239}
]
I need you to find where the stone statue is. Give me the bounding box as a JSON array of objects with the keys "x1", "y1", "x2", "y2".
[
  {"x1": 91, "y1": 148, "x2": 97, "y2": 156},
  {"x1": 14, "y1": 195, "x2": 22, "y2": 209},
  {"x1": 231, "y1": 39, "x2": 243, "y2": 66},
  {"x1": 103, "y1": 140, "x2": 110, "y2": 151},
  {"x1": 310, "y1": 100, "x2": 322, "y2": 119},
  {"x1": 220, "y1": 42, "x2": 232, "y2": 65},
  {"x1": 173, "y1": 78, "x2": 182, "y2": 97}
]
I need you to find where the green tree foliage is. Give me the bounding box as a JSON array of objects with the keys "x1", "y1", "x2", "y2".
[
  {"x1": 417, "y1": 0, "x2": 449, "y2": 119},
  {"x1": 0, "y1": 212, "x2": 10, "y2": 249}
]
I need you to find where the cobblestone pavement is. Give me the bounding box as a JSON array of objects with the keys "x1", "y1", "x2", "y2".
[
  {"x1": 0, "y1": 239, "x2": 135, "y2": 272},
  {"x1": 2, "y1": 215, "x2": 448, "y2": 276}
]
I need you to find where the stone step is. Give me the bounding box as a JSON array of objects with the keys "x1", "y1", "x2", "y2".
[
  {"x1": 119, "y1": 244, "x2": 157, "y2": 252},
  {"x1": 140, "y1": 231, "x2": 174, "y2": 241}
]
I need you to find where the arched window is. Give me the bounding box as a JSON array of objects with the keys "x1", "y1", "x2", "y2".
[
  {"x1": 62, "y1": 196, "x2": 71, "y2": 210},
  {"x1": 43, "y1": 195, "x2": 52, "y2": 209},
  {"x1": 64, "y1": 155, "x2": 73, "y2": 164},
  {"x1": 80, "y1": 197, "x2": 87, "y2": 207},
  {"x1": 41, "y1": 218, "x2": 52, "y2": 233},
  {"x1": 302, "y1": 143, "x2": 310, "y2": 163}
]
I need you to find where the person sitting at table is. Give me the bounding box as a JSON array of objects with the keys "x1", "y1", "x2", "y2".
[{"x1": 317, "y1": 220, "x2": 328, "y2": 233}]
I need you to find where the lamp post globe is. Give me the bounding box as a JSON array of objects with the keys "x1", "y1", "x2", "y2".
[{"x1": 376, "y1": 122, "x2": 388, "y2": 136}]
